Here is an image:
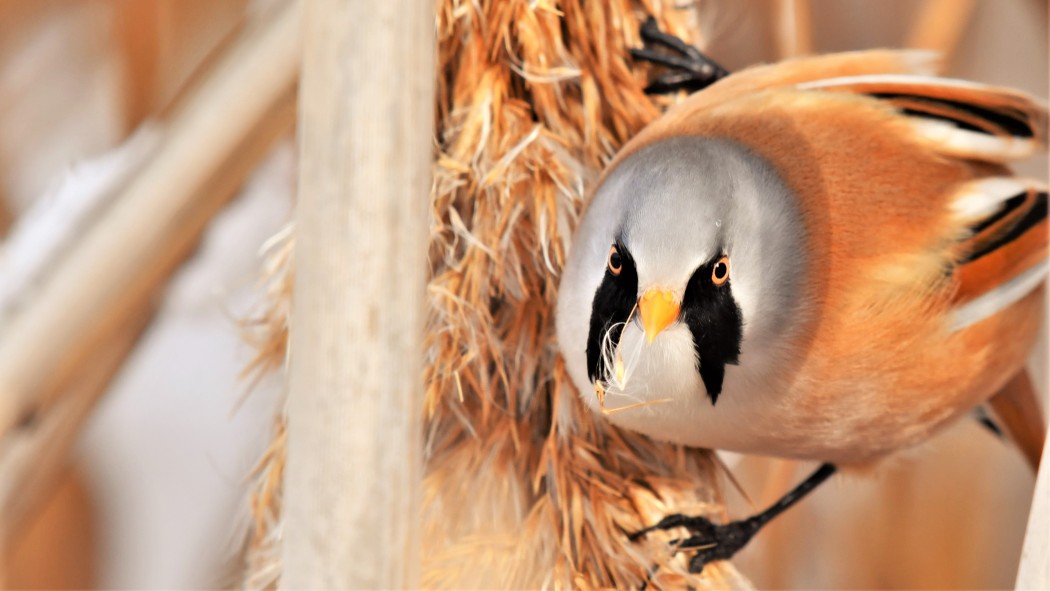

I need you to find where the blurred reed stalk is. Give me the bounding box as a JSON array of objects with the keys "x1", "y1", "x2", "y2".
[
  {"x1": 774, "y1": 0, "x2": 813, "y2": 58},
  {"x1": 1017, "y1": 430, "x2": 1050, "y2": 587},
  {"x1": 906, "y1": 0, "x2": 977, "y2": 72},
  {"x1": 0, "y1": 0, "x2": 299, "y2": 546}
]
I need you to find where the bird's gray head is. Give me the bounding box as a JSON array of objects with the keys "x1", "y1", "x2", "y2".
[{"x1": 556, "y1": 136, "x2": 807, "y2": 406}]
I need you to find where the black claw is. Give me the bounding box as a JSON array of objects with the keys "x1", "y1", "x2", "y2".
[
  {"x1": 653, "y1": 513, "x2": 691, "y2": 530},
  {"x1": 629, "y1": 513, "x2": 702, "y2": 541},
  {"x1": 629, "y1": 47, "x2": 709, "y2": 73},
  {"x1": 685, "y1": 522, "x2": 755, "y2": 572},
  {"x1": 631, "y1": 17, "x2": 729, "y2": 95},
  {"x1": 639, "y1": 17, "x2": 663, "y2": 42},
  {"x1": 632, "y1": 513, "x2": 760, "y2": 573},
  {"x1": 638, "y1": 17, "x2": 705, "y2": 62},
  {"x1": 631, "y1": 464, "x2": 837, "y2": 575},
  {"x1": 643, "y1": 72, "x2": 713, "y2": 95}
]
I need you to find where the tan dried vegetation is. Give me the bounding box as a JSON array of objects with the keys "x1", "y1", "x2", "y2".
[{"x1": 240, "y1": 2, "x2": 746, "y2": 588}]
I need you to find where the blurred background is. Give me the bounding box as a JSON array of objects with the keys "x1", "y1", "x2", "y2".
[
  {"x1": 0, "y1": 0, "x2": 1045, "y2": 589},
  {"x1": 0, "y1": 1, "x2": 290, "y2": 587}
]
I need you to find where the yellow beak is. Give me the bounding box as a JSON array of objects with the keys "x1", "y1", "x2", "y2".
[{"x1": 638, "y1": 289, "x2": 680, "y2": 344}]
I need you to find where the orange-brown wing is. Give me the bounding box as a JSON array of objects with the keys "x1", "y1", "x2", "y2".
[
  {"x1": 781, "y1": 70, "x2": 1049, "y2": 317},
  {"x1": 777, "y1": 68, "x2": 1049, "y2": 327},
  {"x1": 797, "y1": 74, "x2": 1047, "y2": 162}
]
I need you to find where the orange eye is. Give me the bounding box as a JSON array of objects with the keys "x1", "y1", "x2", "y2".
[
  {"x1": 711, "y1": 256, "x2": 730, "y2": 286},
  {"x1": 607, "y1": 245, "x2": 623, "y2": 276}
]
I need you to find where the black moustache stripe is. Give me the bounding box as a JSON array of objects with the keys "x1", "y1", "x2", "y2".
[
  {"x1": 681, "y1": 255, "x2": 742, "y2": 405},
  {"x1": 586, "y1": 245, "x2": 638, "y2": 383}
]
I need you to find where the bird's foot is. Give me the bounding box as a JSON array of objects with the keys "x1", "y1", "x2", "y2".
[
  {"x1": 632, "y1": 465, "x2": 836, "y2": 574},
  {"x1": 630, "y1": 17, "x2": 729, "y2": 94},
  {"x1": 631, "y1": 512, "x2": 760, "y2": 574}
]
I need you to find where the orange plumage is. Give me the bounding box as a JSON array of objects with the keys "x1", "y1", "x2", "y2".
[{"x1": 566, "y1": 50, "x2": 1047, "y2": 466}]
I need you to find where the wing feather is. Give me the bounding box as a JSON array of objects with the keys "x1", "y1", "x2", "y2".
[
  {"x1": 797, "y1": 74, "x2": 1048, "y2": 162},
  {"x1": 950, "y1": 179, "x2": 1047, "y2": 329}
]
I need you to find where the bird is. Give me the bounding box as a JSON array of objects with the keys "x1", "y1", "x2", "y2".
[{"x1": 554, "y1": 35, "x2": 1048, "y2": 573}]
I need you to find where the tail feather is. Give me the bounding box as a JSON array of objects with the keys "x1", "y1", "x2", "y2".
[{"x1": 987, "y1": 371, "x2": 1046, "y2": 471}]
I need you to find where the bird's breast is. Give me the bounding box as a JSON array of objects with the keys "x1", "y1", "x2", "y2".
[{"x1": 582, "y1": 321, "x2": 787, "y2": 452}]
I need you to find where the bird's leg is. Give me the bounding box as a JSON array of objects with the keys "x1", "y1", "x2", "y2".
[
  {"x1": 629, "y1": 17, "x2": 729, "y2": 94},
  {"x1": 631, "y1": 463, "x2": 837, "y2": 573}
]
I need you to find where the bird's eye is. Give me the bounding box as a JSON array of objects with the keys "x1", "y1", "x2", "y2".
[
  {"x1": 607, "y1": 245, "x2": 623, "y2": 276},
  {"x1": 711, "y1": 256, "x2": 730, "y2": 286}
]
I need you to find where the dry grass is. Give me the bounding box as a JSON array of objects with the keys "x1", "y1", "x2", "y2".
[{"x1": 240, "y1": 1, "x2": 747, "y2": 587}]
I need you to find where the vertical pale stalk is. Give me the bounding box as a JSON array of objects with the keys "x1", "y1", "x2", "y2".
[
  {"x1": 1016, "y1": 431, "x2": 1049, "y2": 588},
  {"x1": 906, "y1": 0, "x2": 977, "y2": 72},
  {"x1": 280, "y1": 0, "x2": 434, "y2": 588},
  {"x1": 774, "y1": 0, "x2": 813, "y2": 58}
]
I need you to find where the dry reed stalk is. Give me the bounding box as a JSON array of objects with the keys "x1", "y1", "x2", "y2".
[
  {"x1": 0, "y1": 298, "x2": 151, "y2": 542},
  {"x1": 279, "y1": 1, "x2": 433, "y2": 587},
  {"x1": 242, "y1": 1, "x2": 750, "y2": 588},
  {"x1": 0, "y1": 191, "x2": 9, "y2": 236},
  {"x1": 906, "y1": 0, "x2": 977, "y2": 72},
  {"x1": 0, "y1": 0, "x2": 299, "y2": 436},
  {"x1": 115, "y1": 0, "x2": 161, "y2": 130},
  {"x1": 774, "y1": 0, "x2": 813, "y2": 58},
  {"x1": 1017, "y1": 424, "x2": 1050, "y2": 588},
  {"x1": 0, "y1": 0, "x2": 298, "y2": 546},
  {"x1": 3, "y1": 466, "x2": 95, "y2": 589}
]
